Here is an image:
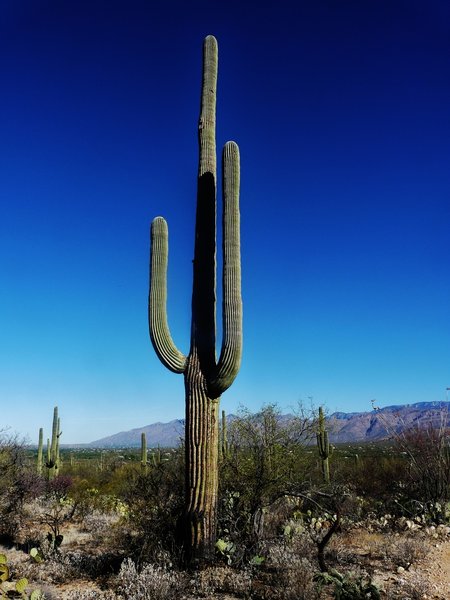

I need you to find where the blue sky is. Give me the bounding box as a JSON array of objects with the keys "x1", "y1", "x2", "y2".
[{"x1": 1, "y1": 0, "x2": 449, "y2": 444}]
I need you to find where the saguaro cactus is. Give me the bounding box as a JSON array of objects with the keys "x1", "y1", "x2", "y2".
[
  {"x1": 149, "y1": 35, "x2": 242, "y2": 562},
  {"x1": 45, "y1": 406, "x2": 62, "y2": 480},
  {"x1": 37, "y1": 428, "x2": 43, "y2": 475},
  {"x1": 141, "y1": 432, "x2": 147, "y2": 471},
  {"x1": 316, "y1": 406, "x2": 333, "y2": 483}
]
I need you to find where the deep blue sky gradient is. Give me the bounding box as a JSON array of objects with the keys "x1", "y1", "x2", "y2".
[{"x1": 1, "y1": 0, "x2": 449, "y2": 443}]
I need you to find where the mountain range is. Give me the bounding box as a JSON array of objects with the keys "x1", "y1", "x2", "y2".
[{"x1": 86, "y1": 401, "x2": 449, "y2": 448}]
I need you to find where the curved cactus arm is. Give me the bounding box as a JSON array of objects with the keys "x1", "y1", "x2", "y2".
[
  {"x1": 210, "y1": 141, "x2": 242, "y2": 396},
  {"x1": 149, "y1": 217, "x2": 187, "y2": 373}
]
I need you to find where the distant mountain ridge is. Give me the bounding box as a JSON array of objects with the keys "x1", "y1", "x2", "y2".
[
  {"x1": 87, "y1": 401, "x2": 449, "y2": 448},
  {"x1": 328, "y1": 401, "x2": 449, "y2": 443}
]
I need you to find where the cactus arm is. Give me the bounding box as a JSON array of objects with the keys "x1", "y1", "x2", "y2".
[
  {"x1": 149, "y1": 217, "x2": 187, "y2": 373},
  {"x1": 210, "y1": 142, "x2": 242, "y2": 396}
]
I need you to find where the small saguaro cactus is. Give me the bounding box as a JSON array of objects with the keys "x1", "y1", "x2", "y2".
[
  {"x1": 55, "y1": 415, "x2": 62, "y2": 476},
  {"x1": 148, "y1": 35, "x2": 242, "y2": 562},
  {"x1": 141, "y1": 432, "x2": 147, "y2": 471},
  {"x1": 152, "y1": 445, "x2": 162, "y2": 467},
  {"x1": 316, "y1": 406, "x2": 333, "y2": 483},
  {"x1": 45, "y1": 406, "x2": 62, "y2": 480},
  {"x1": 37, "y1": 428, "x2": 43, "y2": 475}
]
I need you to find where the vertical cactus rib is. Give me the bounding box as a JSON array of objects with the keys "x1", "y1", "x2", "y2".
[
  {"x1": 149, "y1": 217, "x2": 187, "y2": 373},
  {"x1": 211, "y1": 141, "x2": 242, "y2": 395}
]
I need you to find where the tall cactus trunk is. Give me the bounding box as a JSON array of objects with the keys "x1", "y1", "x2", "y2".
[
  {"x1": 184, "y1": 357, "x2": 220, "y2": 560},
  {"x1": 148, "y1": 35, "x2": 242, "y2": 564}
]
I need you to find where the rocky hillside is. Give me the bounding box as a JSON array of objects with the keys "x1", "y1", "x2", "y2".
[
  {"x1": 88, "y1": 419, "x2": 185, "y2": 448},
  {"x1": 328, "y1": 401, "x2": 449, "y2": 443},
  {"x1": 87, "y1": 401, "x2": 449, "y2": 448}
]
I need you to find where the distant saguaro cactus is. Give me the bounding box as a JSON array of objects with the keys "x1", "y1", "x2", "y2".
[
  {"x1": 141, "y1": 432, "x2": 147, "y2": 471},
  {"x1": 148, "y1": 35, "x2": 242, "y2": 562},
  {"x1": 45, "y1": 406, "x2": 62, "y2": 480},
  {"x1": 37, "y1": 428, "x2": 43, "y2": 475},
  {"x1": 316, "y1": 406, "x2": 333, "y2": 483}
]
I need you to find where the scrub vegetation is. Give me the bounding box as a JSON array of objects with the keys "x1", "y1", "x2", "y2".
[{"x1": 0, "y1": 402, "x2": 449, "y2": 599}]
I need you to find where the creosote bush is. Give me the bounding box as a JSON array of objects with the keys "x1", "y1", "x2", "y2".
[{"x1": 114, "y1": 558, "x2": 184, "y2": 600}]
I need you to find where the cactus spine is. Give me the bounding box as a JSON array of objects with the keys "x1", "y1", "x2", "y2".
[
  {"x1": 316, "y1": 406, "x2": 332, "y2": 483},
  {"x1": 37, "y1": 428, "x2": 43, "y2": 475},
  {"x1": 141, "y1": 432, "x2": 147, "y2": 471},
  {"x1": 148, "y1": 35, "x2": 242, "y2": 562}
]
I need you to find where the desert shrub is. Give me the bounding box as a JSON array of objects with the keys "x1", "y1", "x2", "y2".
[
  {"x1": 379, "y1": 534, "x2": 429, "y2": 569},
  {"x1": 266, "y1": 539, "x2": 321, "y2": 600},
  {"x1": 65, "y1": 591, "x2": 113, "y2": 600},
  {"x1": 0, "y1": 433, "x2": 33, "y2": 542},
  {"x1": 113, "y1": 451, "x2": 184, "y2": 566},
  {"x1": 369, "y1": 404, "x2": 450, "y2": 519},
  {"x1": 18, "y1": 547, "x2": 121, "y2": 587},
  {"x1": 114, "y1": 558, "x2": 184, "y2": 600},
  {"x1": 19, "y1": 552, "x2": 78, "y2": 584},
  {"x1": 219, "y1": 404, "x2": 316, "y2": 560},
  {"x1": 341, "y1": 453, "x2": 405, "y2": 515},
  {"x1": 189, "y1": 565, "x2": 253, "y2": 598},
  {"x1": 393, "y1": 422, "x2": 450, "y2": 515},
  {"x1": 384, "y1": 572, "x2": 432, "y2": 600},
  {"x1": 46, "y1": 475, "x2": 73, "y2": 498},
  {"x1": 79, "y1": 511, "x2": 120, "y2": 542}
]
